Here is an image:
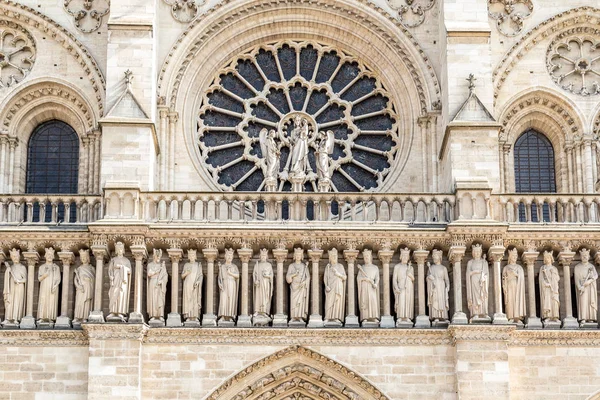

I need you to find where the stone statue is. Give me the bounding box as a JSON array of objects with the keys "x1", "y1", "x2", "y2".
[
  {"x1": 181, "y1": 249, "x2": 203, "y2": 324},
  {"x1": 37, "y1": 248, "x2": 61, "y2": 324},
  {"x1": 539, "y1": 251, "x2": 560, "y2": 323},
  {"x1": 315, "y1": 130, "x2": 335, "y2": 189},
  {"x1": 259, "y1": 128, "x2": 280, "y2": 187},
  {"x1": 574, "y1": 248, "x2": 598, "y2": 323},
  {"x1": 107, "y1": 242, "x2": 132, "y2": 322},
  {"x1": 253, "y1": 248, "x2": 273, "y2": 325},
  {"x1": 357, "y1": 249, "x2": 380, "y2": 324},
  {"x1": 426, "y1": 249, "x2": 450, "y2": 323},
  {"x1": 147, "y1": 249, "x2": 168, "y2": 324},
  {"x1": 502, "y1": 248, "x2": 526, "y2": 323},
  {"x1": 218, "y1": 248, "x2": 239, "y2": 324},
  {"x1": 393, "y1": 247, "x2": 414, "y2": 324},
  {"x1": 2, "y1": 248, "x2": 27, "y2": 326},
  {"x1": 323, "y1": 248, "x2": 346, "y2": 325},
  {"x1": 286, "y1": 247, "x2": 310, "y2": 324},
  {"x1": 289, "y1": 116, "x2": 310, "y2": 179},
  {"x1": 466, "y1": 244, "x2": 489, "y2": 321},
  {"x1": 73, "y1": 249, "x2": 95, "y2": 324}
]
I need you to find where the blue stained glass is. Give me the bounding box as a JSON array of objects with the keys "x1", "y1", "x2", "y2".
[
  {"x1": 221, "y1": 73, "x2": 255, "y2": 99},
  {"x1": 351, "y1": 94, "x2": 388, "y2": 116},
  {"x1": 289, "y1": 83, "x2": 307, "y2": 111},
  {"x1": 300, "y1": 46, "x2": 318, "y2": 80},
  {"x1": 236, "y1": 59, "x2": 265, "y2": 91},
  {"x1": 306, "y1": 90, "x2": 329, "y2": 114},
  {"x1": 315, "y1": 51, "x2": 340, "y2": 83},
  {"x1": 278, "y1": 45, "x2": 297, "y2": 80},
  {"x1": 267, "y1": 89, "x2": 290, "y2": 114},
  {"x1": 355, "y1": 115, "x2": 394, "y2": 131},
  {"x1": 208, "y1": 91, "x2": 244, "y2": 114},
  {"x1": 316, "y1": 104, "x2": 345, "y2": 124},
  {"x1": 251, "y1": 102, "x2": 279, "y2": 122},
  {"x1": 331, "y1": 62, "x2": 360, "y2": 93},
  {"x1": 256, "y1": 49, "x2": 280, "y2": 82}
]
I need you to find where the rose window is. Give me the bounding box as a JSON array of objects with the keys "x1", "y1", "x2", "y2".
[
  {"x1": 547, "y1": 36, "x2": 600, "y2": 96},
  {"x1": 197, "y1": 41, "x2": 401, "y2": 192}
]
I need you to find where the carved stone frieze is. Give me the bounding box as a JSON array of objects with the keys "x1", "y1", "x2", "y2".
[
  {"x1": 82, "y1": 323, "x2": 148, "y2": 341},
  {"x1": 0, "y1": 20, "x2": 35, "y2": 89},
  {"x1": 64, "y1": 0, "x2": 110, "y2": 33},
  {"x1": 449, "y1": 325, "x2": 516, "y2": 343},
  {"x1": 0, "y1": 330, "x2": 87, "y2": 346},
  {"x1": 163, "y1": 0, "x2": 205, "y2": 23},
  {"x1": 488, "y1": 0, "x2": 533, "y2": 37},
  {"x1": 511, "y1": 330, "x2": 600, "y2": 346},
  {"x1": 547, "y1": 29, "x2": 600, "y2": 96},
  {"x1": 386, "y1": 0, "x2": 436, "y2": 28}
]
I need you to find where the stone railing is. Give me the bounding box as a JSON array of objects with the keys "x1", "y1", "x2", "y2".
[
  {"x1": 493, "y1": 194, "x2": 600, "y2": 224},
  {"x1": 0, "y1": 194, "x2": 103, "y2": 224}
]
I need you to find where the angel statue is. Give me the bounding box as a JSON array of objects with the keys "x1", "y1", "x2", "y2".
[
  {"x1": 289, "y1": 116, "x2": 310, "y2": 180},
  {"x1": 316, "y1": 130, "x2": 335, "y2": 191},
  {"x1": 259, "y1": 128, "x2": 280, "y2": 191}
]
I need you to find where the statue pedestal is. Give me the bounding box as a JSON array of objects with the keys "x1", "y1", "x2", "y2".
[
  {"x1": 470, "y1": 315, "x2": 492, "y2": 324},
  {"x1": 148, "y1": 318, "x2": 165, "y2": 328},
  {"x1": 492, "y1": 312, "x2": 510, "y2": 325},
  {"x1": 580, "y1": 321, "x2": 598, "y2": 329},
  {"x1": 127, "y1": 312, "x2": 144, "y2": 324},
  {"x1": 344, "y1": 315, "x2": 360, "y2": 328},
  {"x1": 451, "y1": 311, "x2": 468, "y2": 325},
  {"x1": 361, "y1": 319, "x2": 380, "y2": 328},
  {"x1": 323, "y1": 319, "x2": 343, "y2": 328},
  {"x1": 307, "y1": 314, "x2": 324, "y2": 328},
  {"x1": 217, "y1": 317, "x2": 235, "y2": 327},
  {"x1": 432, "y1": 319, "x2": 450, "y2": 328},
  {"x1": 415, "y1": 315, "x2": 431, "y2": 328},
  {"x1": 55, "y1": 316, "x2": 72, "y2": 329},
  {"x1": 236, "y1": 315, "x2": 252, "y2": 327},
  {"x1": 202, "y1": 313, "x2": 217, "y2": 327},
  {"x1": 19, "y1": 316, "x2": 36, "y2": 329},
  {"x1": 290, "y1": 176, "x2": 305, "y2": 193},
  {"x1": 166, "y1": 313, "x2": 182, "y2": 327},
  {"x1": 37, "y1": 320, "x2": 55, "y2": 329},
  {"x1": 252, "y1": 314, "x2": 271, "y2": 327},
  {"x1": 1, "y1": 320, "x2": 20, "y2": 329},
  {"x1": 543, "y1": 318, "x2": 561, "y2": 329},
  {"x1": 264, "y1": 178, "x2": 277, "y2": 192},
  {"x1": 318, "y1": 180, "x2": 331, "y2": 193},
  {"x1": 562, "y1": 316, "x2": 579, "y2": 330},
  {"x1": 380, "y1": 315, "x2": 395, "y2": 328},
  {"x1": 88, "y1": 310, "x2": 105, "y2": 323},
  {"x1": 396, "y1": 318, "x2": 414, "y2": 328},
  {"x1": 184, "y1": 318, "x2": 201, "y2": 327},
  {"x1": 525, "y1": 316, "x2": 543, "y2": 329},
  {"x1": 288, "y1": 319, "x2": 306, "y2": 328},
  {"x1": 272, "y1": 313, "x2": 288, "y2": 328}
]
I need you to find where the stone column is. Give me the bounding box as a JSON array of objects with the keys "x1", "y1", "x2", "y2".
[
  {"x1": 343, "y1": 249, "x2": 360, "y2": 327},
  {"x1": 488, "y1": 246, "x2": 509, "y2": 324},
  {"x1": 378, "y1": 249, "x2": 395, "y2": 328},
  {"x1": 307, "y1": 248, "x2": 324, "y2": 328},
  {"x1": 168, "y1": 112, "x2": 178, "y2": 190},
  {"x1": 166, "y1": 248, "x2": 183, "y2": 327},
  {"x1": 202, "y1": 247, "x2": 218, "y2": 327},
  {"x1": 522, "y1": 251, "x2": 542, "y2": 329},
  {"x1": 237, "y1": 247, "x2": 253, "y2": 327},
  {"x1": 272, "y1": 248, "x2": 288, "y2": 327},
  {"x1": 7, "y1": 138, "x2": 17, "y2": 193},
  {"x1": 55, "y1": 251, "x2": 75, "y2": 329},
  {"x1": 449, "y1": 246, "x2": 467, "y2": 324},
  {"x1": 0, "y1": 135, "x2": 7, "y2": 192},
  {"x1": 413, "y1": 249, "x2": 430, "y2": 328},
  {"x1": 89, "y1": 245, "x2": 108, "y2": 322},
  {"x1": 129, "y1": 246, "x2": 147, "y2": 324},
  {"x1": 558, "y1": 251, "x2": 578, "y2": 329},
  {"x1": 20, "y1": 251, "x2": 39, "y2": 329}
]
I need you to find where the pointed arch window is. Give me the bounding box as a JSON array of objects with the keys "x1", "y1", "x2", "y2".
[{"x1": 514, "y1": 129, "x2": 556, "y2": 222}]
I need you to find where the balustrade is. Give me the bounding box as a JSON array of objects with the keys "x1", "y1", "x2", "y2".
[
  {"x1": 0, "y1": 195, "x2": 102, "y2": 224},
  {"x1": 494, "y1": 194, "x2": 600, "y2": 224}
]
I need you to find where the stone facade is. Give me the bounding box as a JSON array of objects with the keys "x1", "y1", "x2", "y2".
[{"x1": 1, "y1": 0, "x2": 600, "y2": 399}]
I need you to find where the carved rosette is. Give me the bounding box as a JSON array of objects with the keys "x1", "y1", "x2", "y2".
[
  {"x1": 386, "y1": 0, "x2": 436, "y2": 28},
  {"x1": 197, "y1": 40, "x2": 401, "y2": 192},
  {"x1": 163, "y1": 0, "x2": 205, "y2": 23},
  {"x1": 488, "y1": 0, "x2": 533, "y2": 37},
  {"x1": 0, "y1": 21, "x2": 35, "y2": 89},
  {"x1": 64, "y1": 0, "x2": 110, "y2": 33},
  {"x1": 547, "y1": 31, "x2": 600, "y2": 96}
]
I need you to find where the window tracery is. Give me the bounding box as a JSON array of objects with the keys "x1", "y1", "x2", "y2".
[
  {"x1": 0, "y1": 21, "x2": 35, "y2": 89},
  {"x1": 163, "y1": 0, "x2": 204, "y2": 23},
  {"x1": 64, "y1": 0, "x2": 110, "y2": 33},
  {"x1": 386, "y1": 0, "x2": 436, "y2": 28},
  {"x1": 197, "y1": 41, "x2": 401, "y2": 193},
  {"x1": 547, "y1": 34, "x2": 600, "y2": 96},
  {"x1": 488, "y1": 0, "x2": 533, "y2": 37}
]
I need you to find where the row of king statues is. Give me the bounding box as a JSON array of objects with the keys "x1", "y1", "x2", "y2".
[{"x1": 1, "y1": 243, "x2": 599, "y2": 328}]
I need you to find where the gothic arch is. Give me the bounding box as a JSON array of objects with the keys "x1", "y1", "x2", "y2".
[{"x1": 206, "y1": 346, "x2": 390, "y2": 400}]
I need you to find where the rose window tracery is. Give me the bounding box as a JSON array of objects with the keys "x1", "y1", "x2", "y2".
[
  {"x1": 547, "y1": 35, "x2": 600, "y2": 96},
  {"x1": 0, "y1": 22, "x2": 35, "y2": 89},
  {"x1": 197, "y1": 41, "x2": 400, "y2": 192}
]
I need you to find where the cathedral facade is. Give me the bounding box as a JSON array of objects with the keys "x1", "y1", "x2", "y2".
[{"x1": 1, "y1": 0, "x2": 600, "y2": 399}]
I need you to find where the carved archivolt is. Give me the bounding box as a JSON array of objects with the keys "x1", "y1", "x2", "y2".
[
  {"x1": 206, "y1": 346, "x2": 390, "y2": 400},
  {"x1": 488, "y1": 0, "x2": 533, "y2": 37},
  {"x1": 385, "y1": 0, "x2": 436, "y2": 28},
  {"x1": 198, "y1": 40, "x2": 401, "y2": 192},
  {"x1": 163, "y1": 0, "x2": 205, "y2": 23},
  {"x1": 0, "y1": 20, "x2": 35, "y2": 89},
  {"x1": 64, "y1": 0, "x2": 110, "y2": 33},
  {"x1": 547, "y1": 29, "x2": 600, "y2": 96}
]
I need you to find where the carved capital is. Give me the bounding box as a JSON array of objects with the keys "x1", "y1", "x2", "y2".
[
  {"x1": 521, "y1": 251, "x2": 539, "y2": 267},
  {"x1": 0, "y1": 250, "x2": 5, "y2": 263},
  {"x1": 558, "y1": 251, "x2": 576, "y2": 267},
  {"x1": 202, "y1": 248, "x2": 219, "y2": 262},
  {"x1": 168, "y1": 112, "x2": 179, "y2": 124},
  {"x1": 413, "y1": 250, "x2": 429, "y2": 265},
  {"x1": 448, "y1": 246, "x2": 466, "y2": 263},
  {"x1": 487, "y1": 246, "x2": 506, "y2": 263},
  {"x1": 272, "y1": 248, "x2": 288, "y2": 263},
  {"x1": 343, "y1": 249, "x2": 360, "y2": 264},
  {"x1": 377, "y1": 249, "x2": 395, "y2": 264},
  {"x1": 22, "y1": 251, "x2": 39, "y2": 266},
  {"x1": 130, "y1": 245, "x2": 148, "y2": 262},
  {"x1": 58, "y1": 251, "x2": 75, "y2": 266},
  {"x1": 167, "y1": 248, "x2": 183, "y2": 263},
  {"x1": 237, "y1": 248, "x2": 253, "y2": 263},
  {"x1": 307, "y1": 249, "x2": 323, "y2": 263},
  {"x1": 90, "y1": 245, "x2": 108, "y2": 261}
]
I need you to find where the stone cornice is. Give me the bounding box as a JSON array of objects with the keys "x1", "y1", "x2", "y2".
[
  {"x1": 511, "y1": 330, "x2": 600, "y2": 346},
  {"x1": 449, "y1": 325, "x2": 516, "y2": 343},
  {"x1": 82, "y1": 323, "x2": 148, "y2": 341},
  {"x1": 0, "y1": 330, "x2": 87, "y2": 346}
]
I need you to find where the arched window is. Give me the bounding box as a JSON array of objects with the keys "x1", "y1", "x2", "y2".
[
  {"x1": 26, "y1": 120, "x2": 79, "y2": 222},
  {"x1": 514, "y1": 129, "x2": 556, "y2": 222}
]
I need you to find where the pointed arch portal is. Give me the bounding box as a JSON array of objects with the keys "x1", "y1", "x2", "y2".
[{"x1": 207, "y1": 346, "x2": 390, "y2": 400}]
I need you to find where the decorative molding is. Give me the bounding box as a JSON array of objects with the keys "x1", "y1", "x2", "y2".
[
  {"x1": 64, "y1": 0, "x2": 110, "y2": 33},
  {"x1": 386, "y1": 0, "x2": 436, "y2": 28},
  {"x1": 449, "y1": 325, "x2": 516, "y2": 343},
  {"x1": 546, "y1": 29, "x2": 600, "y2": 96},
  {"x1": 0, "y1": 20, "x2": 35, "y2": 89},
  {"x1": 206, "y1": 346, "x2": 391, "y2": 400},
  {"x1": 493, "y1": 6, "x2": 600, "y2": 101},
  {"x1": 0, "y1": 0, "x2": 106, "y2": 113},
  {"x1": 163, "y1": 0, "x2": 205, "y2": 23},
  {"x1": 488, "y1": 0, "x2": 533, "y2": 37},
  {"x1": 82, "y1": 323, "x2": 148, "y2": 341},
  {"x1": 0, "y1": 330, "x2": 87, "y2": 346},
  {"x1": 511, "y1": 330, "x2": 600, "y2": 346},
  {"x1": 157, "y1": 0, "x2": 441, "y2": 115}
]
